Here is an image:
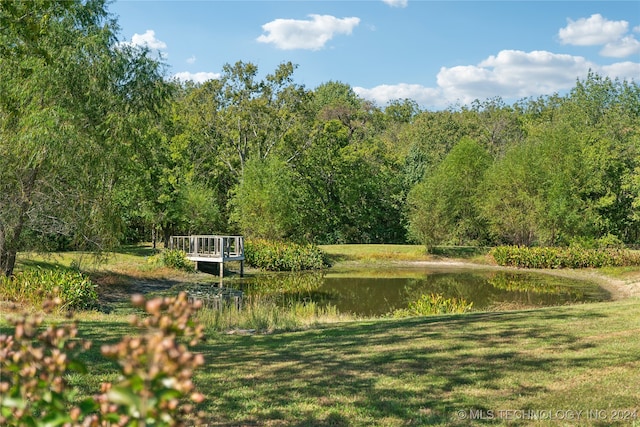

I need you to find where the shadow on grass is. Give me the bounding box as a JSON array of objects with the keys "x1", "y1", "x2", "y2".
[
  {"x1": 322, "y1": 252, "x2": 358, "y2": 265},
  {"x1": 114, "y1": 244, "x2": 160, "y2": 257},
  {"x1": 195, "y1": 307, "x2": 626, "y2": 426},
  {"x1": 19, "y1": 258, "x2": 75, "y2": 271}
]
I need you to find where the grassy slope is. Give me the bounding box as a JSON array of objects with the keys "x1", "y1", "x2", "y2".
[
  {"x1": 59, "y1": 299, "x2": 640, "y2": 426},
  {"x1": 195, "y1": 300, "x2": 640, "y2": 426},
  {"x1": 5, "y1": 245, "x2": 640, "y2": 426}
]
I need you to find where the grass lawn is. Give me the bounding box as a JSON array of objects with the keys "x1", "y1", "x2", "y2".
[
  {"x1": 3, "y1": 245, "x2": 640, "y2": 426},
  {"x1": 320, "y1": 244, "x2": 491, "y2": 265},
  {"x1": 55, "y1": 299, "x2": 639, "y2": 426}
]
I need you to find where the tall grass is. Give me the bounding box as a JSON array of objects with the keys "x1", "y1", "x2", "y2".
[
  {"x1": 0, "y1": 268, "x2": 98, "y2": 311},
  {"x1": 196, "y1": 295, "x2": 347, "y2": 333},
  {"x1": 389, "y1": 293, "x2": 474, "y2": 317}
]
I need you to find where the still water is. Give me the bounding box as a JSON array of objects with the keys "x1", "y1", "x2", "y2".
[{"x1": 224, "y1": 267, "x2": 611, "y2": 316}]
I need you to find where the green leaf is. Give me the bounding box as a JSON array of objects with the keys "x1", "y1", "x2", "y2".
[{"x1": 107, "y1": 385, "x2": 142, "y2": 415}]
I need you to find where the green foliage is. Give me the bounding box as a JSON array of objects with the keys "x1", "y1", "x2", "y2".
[
  {"x1": 150, "y1": 250, "x2": 195, "y2": 272},
  {"x1": 407, "y1": 137, "x2": 491, "y2": 250},
  {"x1": 197, "y1": 296, "x2": 342, "y2": 333},
  {"x1": 0, "y1": 293, "x2": 206, "y2": 426},
  {"x1": 244, "y1": 239, "x2": 329, "y2": 271},
  {"x1": 490, "y1": 245, "x2": 640, "y2": 269},
  {"x1": 0, "y1": 268, "x2": 98, "y2": 310},
  {"x1": 0, "y1": 0, "x2": 168, "y2": 275},
  {"x1": 2, "y1": 0, "x2": 639, "y2": 266},
  {"x1": 390, "y1": 293, "x2": 474, "y2": 317},
  {"x1": 230, "y1": 156, "x2": 299, "y2": 240}
]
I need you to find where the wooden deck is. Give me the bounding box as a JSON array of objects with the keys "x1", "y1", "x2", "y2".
[{"x1": 170, "y1": 235, "x2": 245, "y2": 278}]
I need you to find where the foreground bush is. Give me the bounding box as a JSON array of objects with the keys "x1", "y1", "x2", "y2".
[
  {"x1": 245, "y1": 239, "x2": 329, "y2": 271},
  {"x1": 491, "y1": 245, "x2": 640, "y2": 269},
  {"x1": 0, "y1": 268, "x2": 98, "y2": 310},
  {"x1": 0, "y1": 292, "x2": 205, "y2": 426}
]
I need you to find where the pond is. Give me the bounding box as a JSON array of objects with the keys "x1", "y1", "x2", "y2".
[{"x1": 190, "y1": 266, "x2": 611, "y2": 316}]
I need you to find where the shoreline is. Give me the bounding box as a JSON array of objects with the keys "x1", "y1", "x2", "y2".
[{"x1": 396, "y1": 259, "x2": 640, "y2": 301}]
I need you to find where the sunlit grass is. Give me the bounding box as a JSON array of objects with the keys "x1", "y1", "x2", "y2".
[
  {"x1": 598, "y1": 264, "x2": 640, "y2": 280},
  {"x1": 320, "y1": 244, "x2": 432, "y2": 263},
  {"x1": 196, "y1": 297, "x2": 353, "y2": 333},
  {"x1": 3, "y1": 244, "x2": 640, "y2": 425},
  {"x1": 191, "y1": 300, "x2": 640, "y2": 426},
  {"x1": 4, "y1": 298, "x2": 632, "y2": 426},
  {"x1": 320, "y1": 244, "x2": 492, "y2": 266}
]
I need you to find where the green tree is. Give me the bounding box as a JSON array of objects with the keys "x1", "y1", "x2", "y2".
[
  {"x1": 407, "y1": 137, "x2": 492, "y2": 250},
  {"x1": 400, "y1": 110, "x2": 470, "y2": 190},
  {"x1": 229, "y1": 156, "x2": 298, "y2": 240},
  {"x1": 564, "y1": 73, "x2": 640, "y2": 242},
  {"x1": 169, "y1": 62, "x2": 311, "y2": 226},
  {"x1": 478, "y1": 141, "x2": 543, "y2": 246},
  {"x1": 0, "y1": 0, "x2": 166, "y2": 276}
]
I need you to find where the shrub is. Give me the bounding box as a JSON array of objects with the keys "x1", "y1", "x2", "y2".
[
  {"x1": 245, "y1": 239, "x2": 329, "y2": 271},
  {"x1": 0, "y1": 292, "x2": 206, "y2": 426},
  {"x1": 390, "y1": 293, "x2": 474, "y2": 317},
  {"x1": 148, "y1": 249, "x2": 195, "y2": 272},
  {"x1": 0, "y1": 268, "x2": 98, "y2": 311},
  {"x1": 490, "y1": 245, "x2": 640, "y2": 269}
]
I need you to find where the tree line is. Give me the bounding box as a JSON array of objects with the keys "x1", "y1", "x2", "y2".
[{"x1": 1, "y1": 0, "x2": 639, "y2": 276}]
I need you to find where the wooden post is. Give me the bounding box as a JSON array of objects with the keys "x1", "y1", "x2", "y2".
[
  {"x1": 240, "y1": 260, "x2": 244, "y2": 277},
  {"x1": 219, "y1": 261, "x2": 224, "y2": 279}
]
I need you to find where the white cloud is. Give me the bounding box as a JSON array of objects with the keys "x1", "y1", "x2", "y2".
[
  {"x1": 118, "y1": 30, "x2": 168, "y2": 59},
  {"x1": 186, "y1": 55, "x2": 197, "y2": 65},
  {"x1": 354, "y1": 84, "x2": 441, "y2": 107},
  {"x1": 129, "y1": 29, "x2": 167, "y2": 50},
  {"x1": 600, "y1": 36, "x2": 640, "y2": 58},
  {"x1": 173, "y1": 71, "x2": 220, "y2": 83},
  {"x1": 600, "y1": 61, "x2": 640, "y2": 81},
  {"x1": 558, "y1": 14, "x2": 640, "y2": 59},
  {"x1": 354, "y1": 49, "x2": 639, "y2": 109},
  {"x1": 382, "y1": 0, "x2": 408, "y2": 8},
  {"x1": 257, "y1": 14, "x2": 360, "y2": 50},
  {"x1": 558, "y1": 14, "x2": 629, "y2": 46}
]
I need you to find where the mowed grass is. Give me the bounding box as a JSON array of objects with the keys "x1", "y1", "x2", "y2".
[
  {"x1": 4, "y1": 244, "x2": 640, "y2": 426},
  {"x1": 320, "y1": 244, "x2": 491, "y2": 266},
  {"x1": 42, "y1": 299, "x2": 637, "y2": 426},
  {"x1": 192, "y1": 300, "x2": 640, "y2": 426}
]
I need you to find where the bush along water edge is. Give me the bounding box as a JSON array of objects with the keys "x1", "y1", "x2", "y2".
[
  {"x1": 490, "y1": 245, "x2": 640, "y2": 269},
  {"x1": 244, "y1": 239, "x2": 330, "y2": 272}
]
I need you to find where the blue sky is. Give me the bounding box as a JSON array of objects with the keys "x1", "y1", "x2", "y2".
[{"x1": 111, "y1": 1, "x2": 640, "y2": 110}]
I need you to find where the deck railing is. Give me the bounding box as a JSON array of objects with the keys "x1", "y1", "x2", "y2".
[{"x1": 169, "y1": 235, "x2": 244, "y2": 260}]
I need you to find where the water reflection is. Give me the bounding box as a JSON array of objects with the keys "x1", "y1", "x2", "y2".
[{"x1": 191, "y1": 268, "x2": 610, "y2": 317}]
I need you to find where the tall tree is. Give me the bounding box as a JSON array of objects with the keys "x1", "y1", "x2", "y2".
[
  {"x1": 407, "y1": 137, "x2": 492, "y2": 250},
  {"x1": 229, "y1": 156, "x2": 298, "y2": 240},
  {"x1": 170, "y1": 62, "x2": 311, "y2": 225},
  {"x1": 0, "y1": 0, "x2": 166, "y2": 276}
]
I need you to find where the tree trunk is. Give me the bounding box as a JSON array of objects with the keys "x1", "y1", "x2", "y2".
[
  {"x1": 1, "y1": 168, "x2": 39, "y2": 277},
  {"x1": 0, "y1": 248, "x2": 17, "y2": 278}
]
